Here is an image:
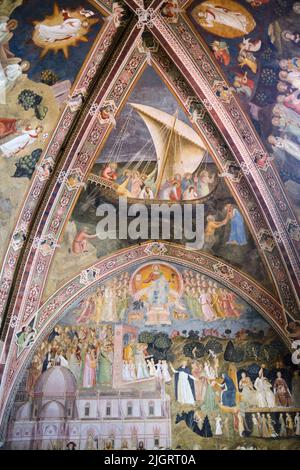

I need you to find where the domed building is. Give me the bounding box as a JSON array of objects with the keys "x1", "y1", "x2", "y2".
[
  {"x1": 33, "y1": 366, "x2": 77, "y2": 419},
  {"x1": 7, "y1": 357, "x2": 171, "y2": 450}
]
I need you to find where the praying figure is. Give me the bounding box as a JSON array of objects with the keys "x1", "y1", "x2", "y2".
[
  {"x1": 226, "y1": 204, "x2": 247, "y2": 246},
  {"x1": 215, "y1": 415, "x2": 223, "y2": 436},
  {"x1": 219, "y1": 373, "x2": 236, "y2": 407},
  {"x1": 239, "y1": 372, "x2": 258, "y2": 407}
]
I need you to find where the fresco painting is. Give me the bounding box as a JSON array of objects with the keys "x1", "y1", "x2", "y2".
[
  {"x1": 0, "y1": 0, "x2": 299, "y2": 454},
  {"x1": 7, "y1": 262, "x2": 300, "y2": 449},
  {"x1": 0, "y1": 0, "x2": 103, "y2": 266},
  {"x1": 43, "y1": 66, "x2": 276, "y2": 299},
  {"x1": 189, "y1": 0, "x2": 300, "y2": 221}
]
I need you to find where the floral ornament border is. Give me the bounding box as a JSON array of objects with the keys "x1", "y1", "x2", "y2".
[{"x1": 0, "y1": 241, "x2": 289, "y2": 441}]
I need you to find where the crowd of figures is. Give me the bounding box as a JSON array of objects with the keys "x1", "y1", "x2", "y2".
[
  {"x1": 268, "y1": 56, "x2": 300, "y2": 165},
  {"x1": 74, "y1": 272, "x2": 130, "y2": 324},
  {"x1": 171, "y1": 355, "x2": 300, "y2": 409},
  {"x1": 100, "y1": 162, "x2": 216, "y2": 201},
  {"x1": 122, "y1": 357, "x2": 172, "y2": 382},
  {"x1": 26, "y1": 324, "x2": 114, "y2": 392},
  {"x1": 182, "y1": 269, "x2": 242, "y2": 321},
  {"x1": 60, "y1": 269, "x2": 246, "y2": 327},
  {"x1": 172, "y1": 339, "x2": 300, "y2": 441},
  {"x1": 190, "y1": 0, "x2": 300, "y2": 215},
  {"x1": 122, "y1": 337, "x2": 172, "y2": 382},
  {"x1": 177, "y1": 409, "x2": 300, "y2": 440}
]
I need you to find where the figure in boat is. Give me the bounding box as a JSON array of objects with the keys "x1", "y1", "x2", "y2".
[{"x1": 91, "y1": 103, "x2": 218, "y2": 202}]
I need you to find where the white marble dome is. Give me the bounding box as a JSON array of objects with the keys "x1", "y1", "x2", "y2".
[{"x1": 34, "y1": 366, "x2": 76, "y2": 398}]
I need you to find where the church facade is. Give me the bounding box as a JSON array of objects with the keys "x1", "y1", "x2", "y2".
[{"x1": 7, "y1": 366, "x2": 171, "y2": 450}]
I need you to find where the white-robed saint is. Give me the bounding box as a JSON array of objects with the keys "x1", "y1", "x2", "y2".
[
  {"x1": 170, "y1": 361, "x2": 197, "y2": 405},
  {"x1": 198, "y1": 4, "x2": 249, "y2": 34},
  {"x1": 101, "y1": 282, "x2": 117, "y2": 321},
  {"x1": 35, "y1": 11, "x2": 84, "y2": 43},
  {"x1": 155, "y1": 361, "x2": 163, "y2": 380},
  {"x1": 122, "y1": 361, "x2": 131, "y2": 381},
  {"x1": 0, "y1": 126, "x2": 42, "y2": 158},
  {"x1": 254, "y1": 368, "x2": 276, "y2": 408},
  {"x1": 215, "y1": 415, "x2": 223, "y2": 436},
  {"x1": 134, "y1": 345, "x2": 149, "y2": 379},
  {"x1": 199, "y1": 291, "x2": 217, "y2": 321},
  {"x1": 162, "y1": 360, "x2": 172, "y2": 383},
  {"x1": 5, "y1": 63, "x2": 24, "y2": 83},
  {"x1": 0, "y1": 60, "x2": 27, "y2": 104},
  {"x1": 147, "y1": 359, "x2": 156, "y2": 376}
]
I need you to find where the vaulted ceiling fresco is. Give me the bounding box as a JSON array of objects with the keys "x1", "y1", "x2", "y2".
[
  {"x1": 0, "y1": 0, "x2": 299, "y2": 451},
  {"x1": 188, "y1": 0, "x2": 300, "y2": 221}
]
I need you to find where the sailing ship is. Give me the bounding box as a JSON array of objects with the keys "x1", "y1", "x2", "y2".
[{"x1": 88, "y1": 103, "x2": 218, "y2": 205}]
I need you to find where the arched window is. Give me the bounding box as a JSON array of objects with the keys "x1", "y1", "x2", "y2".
[
  {"x1": 127, "y1": 401, "x2": 133, "y2": 417},
  {"x1": 84, "y1": 403, "x2": 90, "y2": 417},
  {"x1": 106, "y1": 402, "x2": 111, "y2": 417},
  {"x1": 149, "y1": 401, "x2": 155, "y2": 416}
]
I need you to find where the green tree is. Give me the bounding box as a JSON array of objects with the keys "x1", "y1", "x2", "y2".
[
  {"x1": 154, "y1": 334, "x2": 172, "y2": 351},
  {"x1": 138, "y1": 331, "x2": 155, "y2": 345},
  {"x1": 205, "y1": 339, "x2": 223, "y2": 355},
  {"x1": 18, "y1": 89, "x2": 48, "y2": 120},
  {"x1": 13, "y1": 148, "x2": 42, "y2": 179},
  {"x1": 40, "y1": 70, "x2": 58, "y2": 86},
  {"x1": 183, "y1": 341, "x2": 205, "y2": 359}
]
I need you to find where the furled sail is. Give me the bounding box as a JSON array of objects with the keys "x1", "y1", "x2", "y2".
[{"x1": 129, "y1": 103, "x2": 207, "y2": 183}]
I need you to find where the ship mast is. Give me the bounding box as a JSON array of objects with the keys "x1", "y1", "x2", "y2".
[{"x1": 154, "y1": 109, "x2": 178, "y2": 198}]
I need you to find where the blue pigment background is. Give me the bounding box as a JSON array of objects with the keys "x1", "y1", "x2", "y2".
[{"x1": 10, "y1": 0, "x2": 103, "y2": 83}]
